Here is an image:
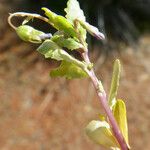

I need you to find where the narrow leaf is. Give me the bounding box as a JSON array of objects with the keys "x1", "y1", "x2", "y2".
[
  {"x1": 54, "y1": 15, "x2": 77, "y2": 37},
  {"x1": 42, "y1": 7, "x2": 77, "y2": 38},
  {"x1": 108, "y1": 59, "x2": 121, "y2": 107},
  {"x1": 64, "y1": 0, "x2": 86, "y2": 23},
  {"x1": 51, "y1": 35, "x2": 83, "y2": 50},
  {"x1": 112, "y1": 99, "x2": 130, "y2": 148},
  {"x1": 85, "y1": 120, "x2": 120, "y2": 149}
]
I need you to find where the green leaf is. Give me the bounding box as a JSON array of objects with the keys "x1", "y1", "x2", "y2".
[
  {"x1": 51, "y1": 35, "x2": 83, "y2": 50},
  {"x1": 16, "y1": 25, "x2": 45, "y2": 43},
  {"x1": 37, "y1": 40, "x2": 87, "y2": 69},
  {"x1": 55, "y1": 15, "x2": 77, "y2": 37},
  {"x1": 42, "y1": 7, "x2": 77, "y2": 38},
  {"x1": 50, "y1": 60, "x2": 88, "y2": 79},
  {"x1": 78, "y1": 20, "x2": 105, "y2": 40},
  {"x1": 112, "y1": 99, "x2": 130, "y2": 148},
  {"x1": 37, "y1": 40, "x2": 60, "y2": 55},
  {"x1": 55, "y1": 49, "x2": 86, "y2": 69},
  {"x1": 108, "y1": 59, "x2": 121, "y2": 108},
  {"x1": 37, "y1": 39, "x2": 64, "y2": 60},
  {"x1": 64, "y1": 0, "x2": 86, "y2": 23},
  {"x1": 37, "y1": 39, "x2": 75, "y2": 61},
  {"x1": 37, "y1": 39, "x2": 58, "y2": 55},
  {"x1": 85, "y1": 120, "x2": 120, "y2": 149}
]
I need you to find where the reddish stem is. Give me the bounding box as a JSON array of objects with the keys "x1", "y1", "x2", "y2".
[{"x1": 82, "y1": 51, "x2": 128, "y2": 150}]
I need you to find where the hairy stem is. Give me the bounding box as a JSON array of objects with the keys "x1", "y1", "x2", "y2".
[{"x1": 82, "y1": 51, "x2": 128, "y2": 150}]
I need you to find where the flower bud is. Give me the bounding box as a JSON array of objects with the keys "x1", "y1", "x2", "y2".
[
  {"x1": 16, "y1": 25, "x2": 46, "y2": 43},
  {"x1": 78, "y1": 20, "x2": 105, "y2": 40}
]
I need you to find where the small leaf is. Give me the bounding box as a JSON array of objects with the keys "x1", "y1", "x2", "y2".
[
  {"x1": 85, "y1": 120, "x2": 120, "y2": 149},
  {"x1": 37, "y1": 40, "x2": 60, "y2": 54},
  {"x1": 37, "y1": 40, "x2": 59, "y2": 55},
  {"x1": 64, "y1": 0, "x2": 86, "y2": 23},
  {"x1": 37, "y1": 39, "x2": 62, "y2": 60},
  {"x1": 37, "y1": 39, "x2": 65, "y2": 61},
  {"x1": 42, "y1": 7, "x2": 77, "y2": 38},
  {"x1": 78, "y1": 20, "x2": 105, "y2": 40},
  {"x1": 55, "y1": 16, "x2": 77, "y2": 37},
  {"x1": 16, "y1": 25, "x2": 45, "y2": 43},
  {"x1": 112, "y1": 99, "x2": 130, "y2": 148},
  {"x1": 50, "y1": 60, "x2": 88, "y2": 79},
  {"x1": 51, "y1": 35, "x2": 83, "y2": 50},
  {"x1": 108, "y1": 59, "x2": 121, "y2": 107},
  {"x1": 37, "y1": 40, "x2": 87, "y2": 69}
]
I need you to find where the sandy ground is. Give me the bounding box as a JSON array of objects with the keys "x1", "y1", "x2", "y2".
[{"x1": 0, "y1": 29, "x2": 150, "y2": 150}]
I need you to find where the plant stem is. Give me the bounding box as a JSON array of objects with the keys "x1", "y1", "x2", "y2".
[
  {"x1": 8, "y1": 12, "x2": 50, "y2": 30},
  {"x1": 82, "y1": 51, "x2": 128, "y2": 150}
]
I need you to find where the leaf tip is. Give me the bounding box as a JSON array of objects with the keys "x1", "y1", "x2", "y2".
[
  {"x1": 41, "y1": 7, "x2": 47, "y2": 11},
  {"x1": 94, "y1": 32, "x2": 105, "y2": 40}
]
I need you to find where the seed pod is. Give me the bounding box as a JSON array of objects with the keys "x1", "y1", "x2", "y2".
[{"x1": 16, "y1": 25, "x2": 46, "y2": 43}]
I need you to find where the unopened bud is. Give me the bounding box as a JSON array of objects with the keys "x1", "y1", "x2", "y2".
[
  {"x1": 78, "y1": 20, "x2": 105, "y2": 40},
  {"x1": 16, "y1": 25, "x2": 49, "y2": 43}
]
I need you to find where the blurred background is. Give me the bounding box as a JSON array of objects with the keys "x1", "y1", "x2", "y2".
[{"x1": 0, "y1": 0, "x2": 150, "y2": 149}]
